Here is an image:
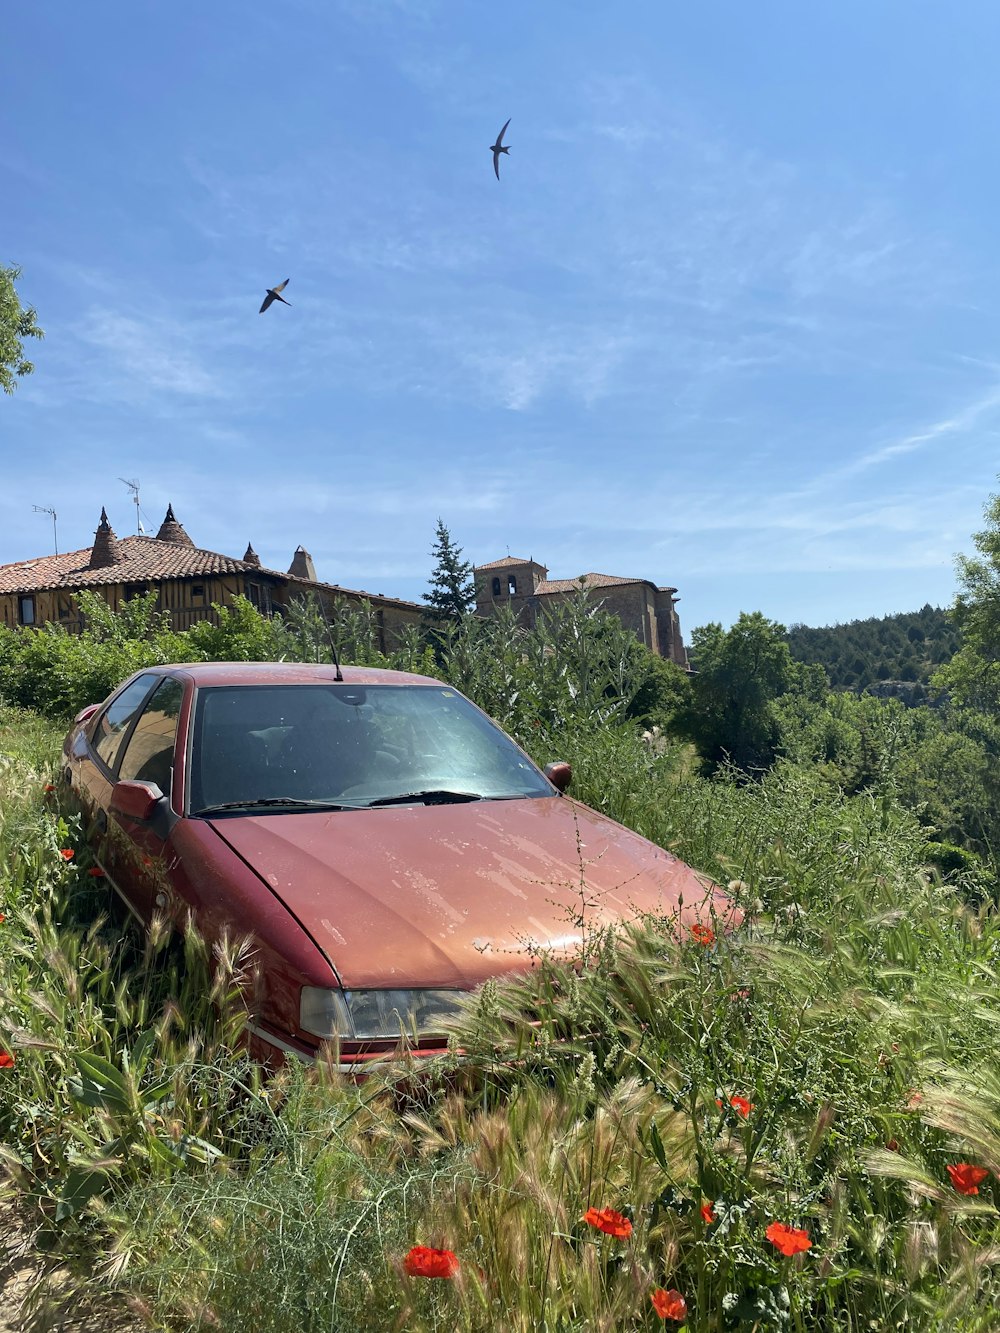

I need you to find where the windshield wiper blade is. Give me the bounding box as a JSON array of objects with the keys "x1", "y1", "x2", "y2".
[
  {"x1": 194, "y1": 797, "x2": 366, "y2": 815},
  {"x1": 365, "y1": 789, "x2": 485, "y2": 807}
]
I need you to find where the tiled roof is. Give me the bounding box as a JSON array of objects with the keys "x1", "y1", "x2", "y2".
[
  {"x1": 0, "y1": 537, "x2": 423, "y2": 611},
  {"x1": 535, "y1": 572, "x2": 652, "y2": 594},
  {"x1": 0, "y1": 536, "x2": 255, "y2": 594},
  {"x1": 474, "y1": 556, "x2": 541, "y2": 570}
]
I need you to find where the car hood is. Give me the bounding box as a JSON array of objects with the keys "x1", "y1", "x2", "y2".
[{"x1": 208, "y1": 795, "x2": 732, "y2": 989}]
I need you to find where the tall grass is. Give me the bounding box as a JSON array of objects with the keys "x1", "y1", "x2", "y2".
[{"x1": 3, "y1": 687, "x2": 1000, "y2": 1327}]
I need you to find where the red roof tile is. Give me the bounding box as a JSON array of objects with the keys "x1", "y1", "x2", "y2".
[
  {"x1": 0, "y1": 537, "x2": 255, "y2": 594},
  {"x1": 474, "y1": 556, "x2": 543, "y2": 570},
  {"x1": 535, "y1": 572, "x2": 652, "y2": 594},
  {"x1": 0, "y1": 537, "x2": 423, "y2": 612}
]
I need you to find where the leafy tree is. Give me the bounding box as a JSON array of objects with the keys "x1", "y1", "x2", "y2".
[
  {"x1": 933, "y1": 486, "x2": 1000, "y2": 714},
  {"x1": 680, "y1": 613, "x2": 825, "y2": 773},
  {"x1": 422, "y1": 519, "x2": 476, "y2": 623},
  {"x1": 0, "y1": 263, "x2": 43, "y2": 394}
]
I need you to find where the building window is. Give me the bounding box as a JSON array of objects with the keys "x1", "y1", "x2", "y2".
[
  {"x1": 124, "y1": 582, "x2": 148, "y2": 602},
  {"x1": 508, "y1": 575, "x2": 517, "y2": 595},
  {"x1": 491, "y1": 577, "x2": 501, "y2": 597},
  {"x1": 58, "y1": 598, "x2": 70, "y2": 620},
  {"x1": 18, "y1": 595, "x2": 35, "y2": 626},
  {"x1": 246, "y1": 583, "x2": 272, "y2": 614},
  {"x1": 192, "y1": 584, "x2": 205, "y2": 601}
]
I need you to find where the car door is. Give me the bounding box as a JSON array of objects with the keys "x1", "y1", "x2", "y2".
[{"x1": 109, "y1": 675, "x2": 186, "y2": 922}]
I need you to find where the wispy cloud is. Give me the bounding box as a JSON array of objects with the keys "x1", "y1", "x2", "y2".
[
  {"x1": 849, "y1": 381, "x2": 1000, "y2": 474},
  {"x1": 75, "y1": 309, "x2": 227, "y2": 400}
]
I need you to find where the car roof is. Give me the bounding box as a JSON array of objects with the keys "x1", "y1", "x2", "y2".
[{"x1": 154, "y1": 662, "x2": 444, "y2": 688}]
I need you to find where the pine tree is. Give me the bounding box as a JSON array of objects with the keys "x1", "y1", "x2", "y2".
[{"x1": 422, "y1": 519, "x2": 476, "y2": 622}]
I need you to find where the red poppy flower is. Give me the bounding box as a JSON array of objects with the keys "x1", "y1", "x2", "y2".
[
  {"x1": 946, "y1": 1163, "x2": 989, "y2": 1196},
  {"x1": 730, "y1": 988, "x2": 751, "y2": 1002},
  {"x1": 690, "y1": 922, "x2": 715, "y2": 946},
  {"x1": 716, "y1": 1094, "x2": 753, "y2": 1118},
  {"x1": 0, "y1": 914, "x2": 5, "y2": 924},
  {"x1": 59, "y1": 848, "x2": 74, "y2": 861},
  {"x1": 701, "y1": 1201, "x2": 717, "y2": 1224},
  {"x1": 43, "y1": 784, "x2": 55, "y2": 794},
  {"x1": 651, "y1": 1288, "x2": 687, "y2": 1320},
  {"x1": 582, "y1": 1207, "x2": 632, "y2": 1238},
  {"x1": 766, "y1": 1221, "x2": 811, "y2": 1256},
  {"x1": 87, "y1": 867, "x2": 105, "y2": 878},
  {"x1": 402, "y1": 1246, "x2": 459, "y2": 1278},
  {"x1": 885, "y1": 1138, "x2": 899, "y2": 1152},
  {"x1": 0, "y1": 1051, "x2": 15, "y2": 1069}
]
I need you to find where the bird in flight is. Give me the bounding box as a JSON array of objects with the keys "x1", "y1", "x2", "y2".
[
  {"x1": 490, "y1": 118, "x2": 511, "y2": 180},
  {"x1": 259, "y1": 279, "x2": 291, "y2": 314}
]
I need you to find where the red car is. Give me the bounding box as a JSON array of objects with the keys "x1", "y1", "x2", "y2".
[{"x1": 62, "y1": 662, "x2": 733, "y2": 1069}]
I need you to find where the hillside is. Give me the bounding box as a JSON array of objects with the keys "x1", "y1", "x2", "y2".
[{"x1": 785, "y1": 604, "x2": 958, "y2": 693}]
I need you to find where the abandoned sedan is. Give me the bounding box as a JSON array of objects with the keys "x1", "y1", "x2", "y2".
[{"x1": 62, "y1": 662, "x2": 732, "y2": 1068}]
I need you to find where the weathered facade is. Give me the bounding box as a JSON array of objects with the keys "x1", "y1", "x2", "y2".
[
  {"x1": 474, "y1": 555, "x2": 687, "y2": 666},
  {"x1": 0, "y1": 505, "x2": 423, "y2": 650}
]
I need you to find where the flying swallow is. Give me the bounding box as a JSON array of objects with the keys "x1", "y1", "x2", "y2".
[
  {"x1": 259, "y1": 279, "x2": 291, "y2": 314},
  {"x1": 490, "y1": 118, "x2": 511, "y2": 180}
]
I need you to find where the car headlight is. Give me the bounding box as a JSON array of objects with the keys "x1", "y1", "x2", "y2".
[{"x1": 300, "y1": 986, "x2": 465, "y2": 1040}]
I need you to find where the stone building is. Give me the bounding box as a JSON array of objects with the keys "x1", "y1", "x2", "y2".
[
  {"x1": 0, "y1": 504, "x2": 423, "y2": 650},
  {"x1": 474, "y1": 555, "x2": 687, "y2": 666}
]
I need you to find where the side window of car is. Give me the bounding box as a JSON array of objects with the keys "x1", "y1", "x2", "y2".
[
  {"x1": 117, "y1": 677, "x2": 184, "y2": 795},
  {"x1": 91, "y1": 674, "x2": 159, "y2": 773}
]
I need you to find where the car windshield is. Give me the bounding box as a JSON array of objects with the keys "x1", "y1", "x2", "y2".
[{"x1": 189, "y1": 683, "x2": 553, "y2": 814}]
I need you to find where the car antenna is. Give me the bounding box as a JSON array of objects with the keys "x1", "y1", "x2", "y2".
[{"x1": 313, "y1": 597, "x2": 344, "y2": 680}]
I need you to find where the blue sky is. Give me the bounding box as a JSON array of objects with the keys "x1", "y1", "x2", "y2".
[{"x1": 4, "y1": 1, "x2": 1000, "y2": 634}]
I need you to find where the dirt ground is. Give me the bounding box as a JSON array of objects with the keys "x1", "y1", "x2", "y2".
[{"x1": 0, "y1": 1205, "x2": 142, "y2": 1333}]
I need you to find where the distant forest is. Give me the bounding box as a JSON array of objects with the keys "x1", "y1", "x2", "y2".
[{"x1": 785, "y1": 604, "x2": 957, "y2": 694}]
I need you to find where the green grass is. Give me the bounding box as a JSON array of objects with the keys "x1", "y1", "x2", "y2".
[{"x1": 2, "y1": 704, "x2": 1000, "y2": 1330}]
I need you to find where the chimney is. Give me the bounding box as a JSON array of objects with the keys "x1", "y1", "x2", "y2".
[
  {"x1": 155, "y1": 503, "x2": 195, "y2": 547},
  {"x1": 88, "y1": 507, "x2": 123, "y2": 569},
  {"x1": 243, "y1": 542, "x2": 261, "y2": 568},
  {"x1": 288, "y1": 545, "x2": 317, "y2": 581}
]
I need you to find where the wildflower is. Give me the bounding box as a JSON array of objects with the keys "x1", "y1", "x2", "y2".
[
  {"x1": 0, "y1": 914, "x2": 5, "y2": 924},
  {"x1": 906, "y1": 1090, "x2": 923, "y2": 1108},
  {"x1": 946, "y1": 1163, "x2": 990, "y2": 1196},
  {"x1": 43, "y1": 784, "x2": 55, "y2": 794},
  {"x1": 59, "y1": 848, "x2": 74, "y2": 861},
  {"x1": 651, "y1": 1288, "x2": 687, "y2": 1320},
  {"x1": 729, "y1": 988, "x2": 751, "y2": 1002},
  {"x1": 88, "y1": 867, "x2": 105, "y2": 878},
  {"x1": 716, "y1": 1094, "x2": 753, "y2": 1119},
  {"x1": 701, "y1": 1201, "x2": 717, "y2": 1225},
  {"x1": 0, "y1": 1052, "x2": 14, "y2": 1068},
  {"x1": 582, "y1": 1206, "x2": 632, "y2": 1238},
  {"x1": 766, "y1": 1221, "x2": 811, "y2": 1256},
  {"x1": 690, "y1": 922, "x2": 715, "y2": 947},
  {"x1": 402, "y1": 1246, "x2": 459, "y2": 1278},
  {"x1": 885, "y1": 1138, "x2": 899, "y2": 1152}
]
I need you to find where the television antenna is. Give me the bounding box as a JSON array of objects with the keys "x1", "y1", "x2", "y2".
[
  {"x1": 119, "y1": 477, "x2": 144, "y2": 533},
  {"x1": 32, "y1": 504, "x2": 58, "y2": 555}
]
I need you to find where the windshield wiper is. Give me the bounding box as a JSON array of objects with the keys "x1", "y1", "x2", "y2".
[
  {"x1": 194, "y1": 797, "x2": 367, "y2": 816},
  {"x1": 364, "y1": 789, "x2": 485, "y2": 807}
]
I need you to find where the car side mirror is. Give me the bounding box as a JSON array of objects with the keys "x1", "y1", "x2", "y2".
[
  {"x1": 110, "y1": 780, "x2": 164, "y2": 822},
  {"x1": 543, "y1": 761, "x2": 572, "y2": 793},
  {"x1": 74, "y1": 703, "x2": 101, "y2": 726}
]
